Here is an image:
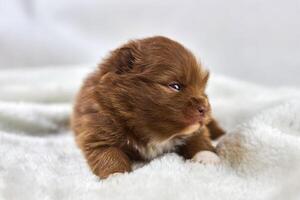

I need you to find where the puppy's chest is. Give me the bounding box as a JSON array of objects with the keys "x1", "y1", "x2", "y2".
[{"x1": 136, "y1": 137, "x2": 187, "y2": 160}]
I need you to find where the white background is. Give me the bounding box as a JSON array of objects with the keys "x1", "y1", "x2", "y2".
[{"x1": 0, "y1": 0, "x2": 299, "y2": 86}]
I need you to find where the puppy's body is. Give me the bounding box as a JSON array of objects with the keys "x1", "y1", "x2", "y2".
[{"x1": 71, "y1": 36, "x2": 225, "y2": 179}]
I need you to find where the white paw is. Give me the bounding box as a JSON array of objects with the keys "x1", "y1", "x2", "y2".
[
  {"x1": 191, "y1": 151, "x2": 221, "y2": 165},
  {"x1": 107, "y1": 172, "x2": 123, "y2": 179}
]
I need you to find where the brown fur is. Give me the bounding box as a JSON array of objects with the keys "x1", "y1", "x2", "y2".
[{"x1": 71, "y1": 36, "x2": 225, "y2": 179}]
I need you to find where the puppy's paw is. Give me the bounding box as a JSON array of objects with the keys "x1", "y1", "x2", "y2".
[
  {"x1": 107, "y1": 172, "x2": 124, "y2": 179},
  {"x1": 191, "y1": 151, "x2": 221, "y2": 165}
]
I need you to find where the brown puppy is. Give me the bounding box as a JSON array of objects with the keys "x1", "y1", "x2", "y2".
[{"x1": 71, "y1": 36, "x2": 225, "y2": 179}]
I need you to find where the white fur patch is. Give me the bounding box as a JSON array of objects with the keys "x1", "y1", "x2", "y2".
[
  {"x1": 136, "y1": 124, "x2": 200, "y2": 160},
  {"x1": 192, "y1": 151, "x2": 221, "y2": 165},
  {"x1": 137, "y1": 138, "x2": 186, "y2": 160}
]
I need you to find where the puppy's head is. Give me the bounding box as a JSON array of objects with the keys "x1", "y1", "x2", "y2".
[{"x1": 100, "y1": 36, "x2": 211, "y2": 140}]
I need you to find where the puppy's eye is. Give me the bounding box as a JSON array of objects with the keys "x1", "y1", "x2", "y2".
[{"x1": 168, "y1": 82, "x2": 182, "y2": 91}]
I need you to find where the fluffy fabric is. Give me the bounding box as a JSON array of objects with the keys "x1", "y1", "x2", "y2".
[{"x1": 0, "y1": 66, "x2": 300, "y2": 200}]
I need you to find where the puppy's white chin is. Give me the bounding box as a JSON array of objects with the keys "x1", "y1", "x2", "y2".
[{"x1": 191, "y1": 150, "x2": 221, "y2": 165}]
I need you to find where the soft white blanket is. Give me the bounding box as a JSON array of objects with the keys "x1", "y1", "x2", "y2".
[{"x1": 0, "y1": 66, "x2": 300, "y2": 200}]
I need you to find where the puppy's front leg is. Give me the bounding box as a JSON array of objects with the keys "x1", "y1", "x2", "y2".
[
  {"x1": 207, "y1": 118, "x2": 225, "y2": 140},
  {"x1": 178, "y1": 127, "x2": 220, "y2": 164},
  {"x1": 85, "y1": 146, "x2": 132, "y2": 179}
]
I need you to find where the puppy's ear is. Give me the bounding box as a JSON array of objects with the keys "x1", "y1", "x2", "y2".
[
  {"x1": 110, "y1": 41, "x2": 141, "y2": 74},
  {"x1": 202, "y1": 70, "x2": 210, "y2": 85}
]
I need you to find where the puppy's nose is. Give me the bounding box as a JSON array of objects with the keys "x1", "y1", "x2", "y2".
[{"x1": 197, "y1": 106, "x2": 207, "y2": 117}]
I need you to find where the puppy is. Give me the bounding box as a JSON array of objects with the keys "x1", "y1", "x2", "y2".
[{"x1": 71, "y1": 36, "x2": 225, "y2": 179}]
